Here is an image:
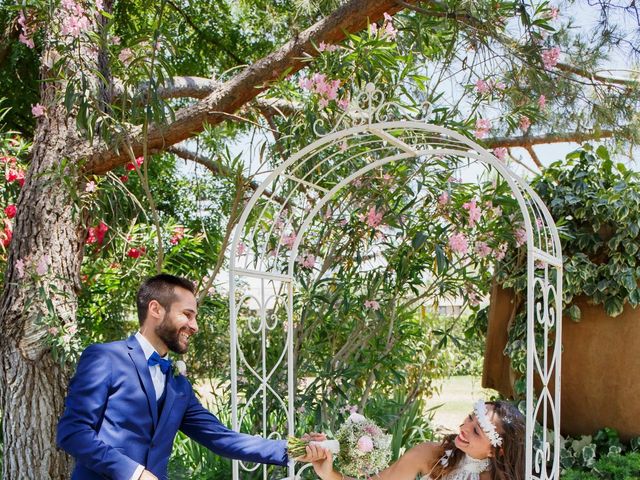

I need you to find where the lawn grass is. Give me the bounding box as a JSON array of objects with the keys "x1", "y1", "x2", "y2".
[{"x1": 428, "y1": 375, "x2": 497, "y2": 434}]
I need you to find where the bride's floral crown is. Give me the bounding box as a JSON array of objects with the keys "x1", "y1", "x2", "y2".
[{"x1": 474, "y1": 400, "x2": 503, "y2": 447}]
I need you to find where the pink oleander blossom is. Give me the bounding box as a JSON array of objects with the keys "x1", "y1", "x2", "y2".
[
  {"x1": 449, "y1": 232, "x2": 468, "y2": 254},
  {"x1": 281, "y1": 233, "x2": 297, "y2": 248},
  {"x1": 15, "y1": 258, "x2": 25, "y2": 278},
  {"x1": 515, "y1": 227, "x2": 527, "y2": 247},
  {"x1": 32, "y1": 103, "x2": 45, "y2": 117},
  {"x1": 317, "y1": 41, "x2": 338, "y2": 52},
  {"x1": 474, "y1": 241, "x2": 492, "y2": 258},
  {"x1": 171, "y1": 227, "x2": 185, "y2": 245},
  {"x1": 495, "y1": 242, "x2": 508, "y2": 260},
  {"x1": 364, "y1": 207, "x2": 383, "y2": 228},
  {"x1": 474, "y1": 118, "x2": 491, "y2": 139},
  {"x1": 18, "y1": 11, "x2": 35, "y2": 48},
  {"x1": 493, "y1": 147, "x2": 507, "y2": 160},
  {"x1": 85, "y1": 180, "x2": 97, "y2": 192},
  {"x1": 548, "y1": 6, "x2": 559, "y2": 20},
  {"x1": 541, "y1": 47, "x2": 561, "y2": 69},
  {"x1": 36, "y1": 255, "x2": 50, "y2": 276},
  {"x1": 297, "y1": 253, "x2": 316, "y2": 269},
  {"x1": 463, "y1": 198, "x2": 482, "y2": 226},
  {"x1": 538, "y1": 95, "x2": 546, "y2": 110},
  {"x1": 364, "y1": 299, "x2": 380, "y2": 310},
  {"x1": 519, "y1": 116, "x2": 531, "y2": 132},
  {"x1": 475, "y1": 79, "x2": 491, "y2": 94}
]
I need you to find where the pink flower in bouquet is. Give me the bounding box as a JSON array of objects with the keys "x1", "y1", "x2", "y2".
[
  {"x1": 364, "y1": 424, "x2": 382, "y2": 436},
  {"x1": 357, "y1": 435, "x2": 374, "y2": 453}
]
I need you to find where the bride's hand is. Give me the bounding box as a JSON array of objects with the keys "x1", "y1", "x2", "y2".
[{"x1": 311, "y1": 447, "x2": 335, "y2": 479}]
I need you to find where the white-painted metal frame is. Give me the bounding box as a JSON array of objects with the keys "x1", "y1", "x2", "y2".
[{"x1": 228, "y1": 84, "x2": 562, "y2": 480}]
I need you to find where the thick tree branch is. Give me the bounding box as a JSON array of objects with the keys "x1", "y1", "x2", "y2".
[
  {"x1": 485, "y1": 130, "x2": 617, "y2": 148},
  {"x1": 87, "y1": 0, "x2": 413, "y2": 174},
  {"x1": 113, "y1": 76, "x2": 301, "y2": 115},
  {"x1": 168, "y1": 145, "x2": 285, "y2": 204},
  {"x1": 556, "y1": 63, "x2": 639, "y2": 88},
  {"x1": 524, "y1": 144, "x2": 543, "y2": 169}
]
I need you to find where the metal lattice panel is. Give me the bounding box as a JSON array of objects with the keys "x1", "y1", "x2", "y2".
[{"x1": 229, "y1": 85, "x2": 562, "y2": 480}]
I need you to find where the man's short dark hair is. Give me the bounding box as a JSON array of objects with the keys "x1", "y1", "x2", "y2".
[{"x1": 136, "y1": 274, "x2": 195, "y2": 325}]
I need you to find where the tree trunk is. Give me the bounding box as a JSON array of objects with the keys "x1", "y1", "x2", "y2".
[
  {"x1": 1, "y1": 346, "x2": 72, "y2": 478},
  {"x1": 0, "y1": 20, "x2": 89, "y2": 476},
  {"x1": 0, "y1": 108, "x2": 87, "y2": 477}
]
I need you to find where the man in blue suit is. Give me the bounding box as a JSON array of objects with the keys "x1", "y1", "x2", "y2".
[{"x1": 57, "y1": 274, "x2": 321, "y2": 479}]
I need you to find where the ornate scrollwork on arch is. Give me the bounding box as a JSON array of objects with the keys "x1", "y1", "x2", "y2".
[{"x1": 313, "y1": 82, "x2": 419, "y2": 137}]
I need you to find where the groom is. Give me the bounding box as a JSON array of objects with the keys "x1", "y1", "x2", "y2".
[{"x1": 57, "y1": 274, "x2": 321, "y2": 479}]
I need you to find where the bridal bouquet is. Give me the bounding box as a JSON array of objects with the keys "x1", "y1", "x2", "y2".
[{"x1": 288, "y1": 411, "x2": 392, "y2": 478}]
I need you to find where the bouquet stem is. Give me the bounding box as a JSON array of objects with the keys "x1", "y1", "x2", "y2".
[{"x1": 288, "y1": 437, "x2": 340, "y2": 458}]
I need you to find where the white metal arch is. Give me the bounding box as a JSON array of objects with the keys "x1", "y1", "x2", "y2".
[{"x1": 228, "y1": 90, "x2": 562, "y2": 480}]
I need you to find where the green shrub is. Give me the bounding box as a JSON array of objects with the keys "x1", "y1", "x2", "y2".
[{"x1": 561, "y1": 452, "x2": 640, "y2": 480}]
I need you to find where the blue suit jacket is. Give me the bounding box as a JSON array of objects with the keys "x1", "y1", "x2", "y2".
[{"x1": 57, "y1": 335, "x2": 288, "y2": 479}]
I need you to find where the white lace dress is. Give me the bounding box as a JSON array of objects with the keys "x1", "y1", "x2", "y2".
[{"x1": 420, "y1": 453, "x2": 490, "y2": 480}]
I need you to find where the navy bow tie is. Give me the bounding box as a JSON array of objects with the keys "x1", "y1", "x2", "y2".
[{"x1": 148, "y1": 351, "x2": 172, "y2": 374}]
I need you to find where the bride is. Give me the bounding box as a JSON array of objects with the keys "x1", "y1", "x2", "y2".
[{"x1": 309, "y1": 400, "x2": 525, "y2": 480}]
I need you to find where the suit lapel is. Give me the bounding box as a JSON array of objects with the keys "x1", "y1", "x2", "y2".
[{"x1": 126, "y1": 335, "x2": 159, "y2": 428}]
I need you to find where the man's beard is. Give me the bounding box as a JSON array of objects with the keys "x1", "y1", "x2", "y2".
[{"x1": 155, "y1": 313, "x2": 188, "y2": 354}]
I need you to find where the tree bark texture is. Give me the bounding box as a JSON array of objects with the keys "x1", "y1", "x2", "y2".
[{"x1": 1, "y1": 13, "x2": 95, "y2": 480}]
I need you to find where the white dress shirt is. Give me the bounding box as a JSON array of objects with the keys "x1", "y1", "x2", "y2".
[
  {"x1": 130, "y1": 332, "x2": 170, "y2": 480},
  {"x1": 135, "y1": 332, "x2": 169, "y2": 400}
]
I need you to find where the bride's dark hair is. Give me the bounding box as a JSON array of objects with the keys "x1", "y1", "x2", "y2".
[{"x1": 428, "y1": 401, "x2": 525, "y2": 480}]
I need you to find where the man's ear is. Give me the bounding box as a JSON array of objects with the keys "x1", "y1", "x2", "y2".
[{"x1": 147, "y1": 299, "x2": 165, "y2": 321}]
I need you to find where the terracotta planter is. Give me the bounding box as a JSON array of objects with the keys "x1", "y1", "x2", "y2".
[{"x1": 483, "y1": 285, "x2": 640, "y2": 441}]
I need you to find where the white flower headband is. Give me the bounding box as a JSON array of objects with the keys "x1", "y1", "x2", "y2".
[{"x1": 474, "y1": 400, "x2": 503, "y2": 447}]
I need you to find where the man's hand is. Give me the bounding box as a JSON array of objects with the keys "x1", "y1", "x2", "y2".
[
  {"x1": 139, "y1": 469, "x2": 158, "y2": 480},
  {"x1": 296, "y1": 432, "x2": 328, "y2": 462}
]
